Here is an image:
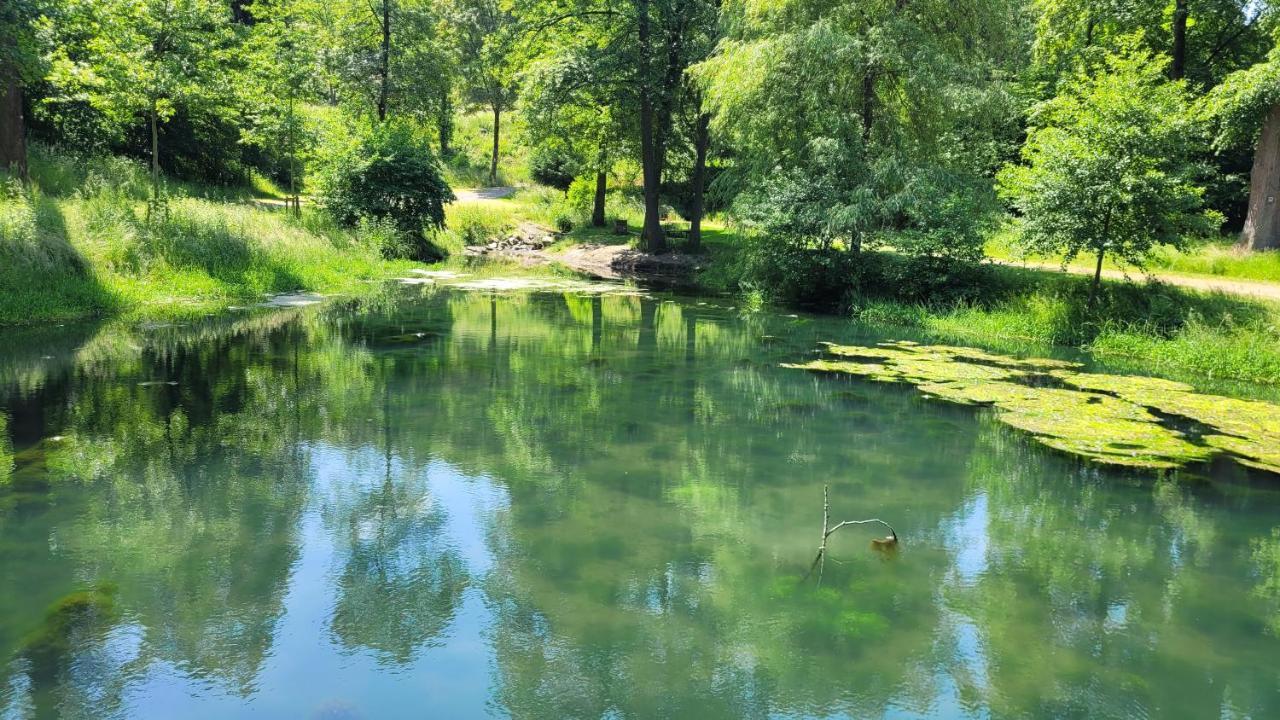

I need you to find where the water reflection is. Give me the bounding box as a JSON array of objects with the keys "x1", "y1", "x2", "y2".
[{"x1": 0, "y1": 284, "x2": 1278, "y2": 719}]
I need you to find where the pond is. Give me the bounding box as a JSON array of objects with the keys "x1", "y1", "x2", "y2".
[{"x1": 1, "y1": 281, "x2": 1279, "y2": 719}]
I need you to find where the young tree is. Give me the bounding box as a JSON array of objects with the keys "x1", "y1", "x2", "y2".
[
  {"x1": 51, "y1": 0, "x2": 235, "y2": 206},
  {"x1": 520, "y1": 46, "x2": 634, "y2": 226},
  {"x1": 240, "y1": 0, "x2": 314, "y2": 215},
  {"x1": 446, "y1": 0, "x2": 518, "y2": 185},
  {"x1": 998, "y1": 44, "x2": 1217, "y2": 305}
]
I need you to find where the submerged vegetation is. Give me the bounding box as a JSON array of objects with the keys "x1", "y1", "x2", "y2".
[{"x1": 785, "y1": 341, "x2": 1280, "y2": 473}]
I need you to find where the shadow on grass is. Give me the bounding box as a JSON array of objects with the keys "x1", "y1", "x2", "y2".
[{"x1": 0, "y1": 193, "x2": 120, "y2": 325}]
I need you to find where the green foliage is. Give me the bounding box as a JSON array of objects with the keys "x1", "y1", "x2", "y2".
[
  {"x1": 318, "y1": 123, "x2": 454, "y2": 259},
  {"x1": 436, "y1": 201, "x2": 518, "y2": 249},
  {"x1": 998, "y1": 43, "x2": 1218, "y2": 278},
  {"x1": 528, "y1": 145, "x2": 576, "y2": 191},
  {"x1": 0, "y1": 147, "x2": 414, "y2": 324}
]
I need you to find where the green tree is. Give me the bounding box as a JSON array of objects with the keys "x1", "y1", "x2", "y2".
[
  {"x1": 520, "y1": 45, "x2": 635, "y2": 226},
  {"x1": 998, "y1": 43, "x2": 1217, "y2": 305},
  {"x1": 445, "y1": 0, "x2": 519, "y2": 185},
  {"x1": 0, "y1": 0, "x2": 49, "y2": 179},
  {"x1": 49, "y1": 0, "x2": 237, "y2": 207},
  {"x1": 1207, "y1": 42, "x2": 1280, "y2": 250},
  {"x1": 242, "y1": 0, "x2": 316, "y2": 215},
  {"x1": 694, "y1": 0, "x2": 1015, "y2": 274}
]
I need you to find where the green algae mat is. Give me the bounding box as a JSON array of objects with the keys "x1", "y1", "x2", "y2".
[{"x1": 784, "y1": 341, "x2": 1280, "y2": 473}]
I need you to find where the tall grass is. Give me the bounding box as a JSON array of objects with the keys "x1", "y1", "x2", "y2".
[
  {"x1": 844, "y1": 267, "x2": 1280, "y2": 384},
  {"x1": 1, "y1": 147, "x2": 416, "y2": 325}
]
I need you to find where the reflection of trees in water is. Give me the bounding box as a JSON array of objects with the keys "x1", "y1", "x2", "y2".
[
  {"x1": 2, "y1": 287, "x2": 1279, "y2": 718},
  {"x1": 950, "y1": 419, "x2": 1280, "y2": 718},
  {"x1": 416, "y1": 293, "x2": 972, "y2": 718},
  {"x1": 325, "y1": 467, "x2": 468, "y2": 663},
  {"x1": 0, "y1": 311, "x2": 368, "y2": 714}
]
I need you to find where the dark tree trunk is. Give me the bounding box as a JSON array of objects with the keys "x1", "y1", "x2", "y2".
[
  {"x1": 592, "y1": 171, "x2": 607, "y2": 227},
  {"x1": 688, "y1": 112, "x2": 711, "y2": 250},
  {"x1": 861, "y1": 72, "x2": 875, "y2": 143},
  {"x1": 489, "y1": 105, "x2": 501, "y2": 185},
  {"x1": 1088, "y1": 246, "x2": 1105, "y2": 309},
  {"x1": 1171, "y1": 0, "x2": 1188, "y2": 79},
  {"x1": 636, "y1": 0, "x2": 666, "y2": 253},
  {"x1": 1242, "y1": 104, "x2": 1280, "y2": 250},
  {"x1": 0, "y1": 75, "x2": 25, "y2": 179},
  {"x1": 149, "y1": 100, "x2": 160, "y2": 202},
  {"x1": 377, "y1": 0, "x2": 390, "y2": 121},
  {"x1": 437, "y1": 88, "x2": 452, "y2": 157}
]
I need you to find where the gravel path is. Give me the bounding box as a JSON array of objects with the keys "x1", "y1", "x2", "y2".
[{"x1": 997, "y1": 259, "x2": 1280, "y2": 302}]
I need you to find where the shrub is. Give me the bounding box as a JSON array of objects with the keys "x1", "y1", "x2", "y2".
[
  {"x1": 528, "y1": 145, "x2": 577, "y2": 192},
  {"x1": 554, "y1": 213, "x2": 574, "y2": 233},
  {"x1": 319, "y1": 123, "x2": 454, "y2": 260},
  {"x1": 737, "y1": 233, "x2": 861, "y2": 310}
]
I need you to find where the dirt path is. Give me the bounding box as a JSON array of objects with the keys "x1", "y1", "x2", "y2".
[
  {"x1": 453, "y1": 186, "x2": 517, "y2": 202},
  {"x1": 998, "y1": 259, "x2": 1280, "y2": 302}
]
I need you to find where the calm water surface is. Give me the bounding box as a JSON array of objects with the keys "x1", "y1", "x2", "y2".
[{"x1": 1, "y1": 284, "x2": 1279, "y2": 719}]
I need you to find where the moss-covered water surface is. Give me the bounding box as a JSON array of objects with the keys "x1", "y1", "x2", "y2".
[{"x1": 1, "y1": 282, "x2": 1279, "y2": 719}]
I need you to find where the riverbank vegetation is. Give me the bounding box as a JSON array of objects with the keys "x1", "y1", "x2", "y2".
[{"x1": 2, "y1": 0, "x2": 1280, "y2": 383}]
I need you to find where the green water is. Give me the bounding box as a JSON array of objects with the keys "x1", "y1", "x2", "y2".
[{"x1": 1, "y1": 284, "x2": 1278, "y2": 719}]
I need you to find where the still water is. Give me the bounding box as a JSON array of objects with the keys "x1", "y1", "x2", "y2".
[{"x1": 1, "y1": 283, "x2": 1278, "y2": 719}]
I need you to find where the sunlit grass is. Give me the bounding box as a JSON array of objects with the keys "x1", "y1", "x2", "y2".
[
  {"x1": 986, "y1": 221, "x2": 1280, "y2": 283},
  {"x1": 1, "y1": 149, "x2": 418, "y2": 326}
]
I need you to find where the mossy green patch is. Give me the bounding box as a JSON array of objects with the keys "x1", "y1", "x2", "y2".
[
  {"x1": 787, "y1": 342, "x2": 1280, "y2": 474},
  {"x1": 21, "y1": 583, "x2": 120, "y2": 676},
  {"x1": 1055, "y1": 371, "x2": 1280, "y2": 473}
]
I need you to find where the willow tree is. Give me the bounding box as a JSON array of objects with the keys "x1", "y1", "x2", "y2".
[{"x1": 694, "y1": 0, "x2": 1017, "y2": 265}]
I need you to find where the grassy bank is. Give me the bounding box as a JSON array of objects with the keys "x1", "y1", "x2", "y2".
[
  {"x1": 374, "y1": 184, "x2": 1280, "y2": 387},
  {"x1": 847, "y1": 266, "x2": 1280, "y2": 386},
  {"x1": 987, "y1": 223, "x2": 1280, "y2": 283},
  {"x1": 0, "y1": 148, "x2": 417, "y2": 325}
]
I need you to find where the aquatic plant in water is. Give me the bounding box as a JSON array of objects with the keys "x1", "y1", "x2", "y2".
[{"x1": 784, "y1": 341, "x2": 1280, "y2": 474}]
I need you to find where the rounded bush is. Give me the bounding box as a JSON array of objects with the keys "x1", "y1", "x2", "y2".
[{"x1": 320, "y1": 123, "x2": 454, "y2": 260}]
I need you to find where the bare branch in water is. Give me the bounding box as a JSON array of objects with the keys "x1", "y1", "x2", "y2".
[{"x1": 804, "y1": 485, "x2": 900, "y2": 585}]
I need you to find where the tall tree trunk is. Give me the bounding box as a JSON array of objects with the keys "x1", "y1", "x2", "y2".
[
  {"x1": 636, "y1": 0, "x2": 666, "y2": 253},
  {"x1": 1171, "y1": 0, "x2": 1188, "y2": 79},
  {"x1": 1088, "y1": 246, "x2": 1105, "y2": 309},
  {"x1": 0, "y1": 75, "x2": 25, "y2": 180},
  {"x1": 149, "y1": 100, "x2": 160, "y2": 204},
  {"x1": 488, "y1": 104, "x2": 500, "y2": 185},
  {"x1": 1242, "y1": 104, "x2": 1280, "y2": 251},
  {"x1": 437, "y1": 88, "x2": 452, "y2": 157},
  {"x1": 861, "y1": 72, "x2": 875, "y2": 143},
  {"x1": 377, "y1": 0, "x2": 390, "y2": 122},
  {"x1": 688, "y1": 111, "x2": 711, "y2": 251},
  {"x1": 592, "y1": 171, "x2": 607, "y2": 227}
]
